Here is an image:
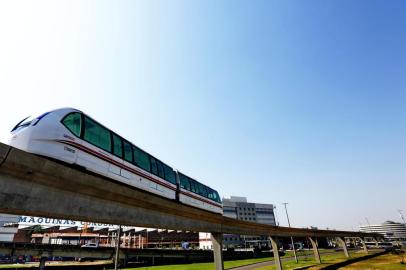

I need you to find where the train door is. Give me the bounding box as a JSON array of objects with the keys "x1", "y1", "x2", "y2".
[
  {"x1": 59, "y1": 112, "x2": 82, "y2": 164},
  {"x1": 107, "y1": 133, "x2": 124, "y2": 179}
]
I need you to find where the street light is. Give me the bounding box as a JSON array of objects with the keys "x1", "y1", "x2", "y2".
[{"x1": 282, "y1": 203, "x2": 298, "y2": 263}]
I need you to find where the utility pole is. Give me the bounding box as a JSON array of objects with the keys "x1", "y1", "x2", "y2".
[
  {"x1": 398, "y1": 210, "x2": 406, "y2": 224},
  {"x1": 365, "y1": 217, "x2": 371, "y2": 233},
  {"x1": 282, "y1": 202, "x2": 298, "y2": 263},
  {"x1": 114, "y1": 225, "x2": 122, "y2": 270}
]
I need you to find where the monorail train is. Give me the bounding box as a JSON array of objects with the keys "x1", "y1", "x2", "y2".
[{"x1": 8, "y1": 108, "x2": 223, "y2": 214}]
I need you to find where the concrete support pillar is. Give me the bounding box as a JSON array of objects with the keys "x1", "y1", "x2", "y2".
[
  {"x1": 114, "y1": 226, "x2": 122, "y2": 270},
  {"x1": 39, "y1": 257, "x2": 47, "y2": 270},
  {"x1": 336, "y1": 237, "x2": 349, "y2": 258},
  {"x1": 374, "y1": 237, "x2": 379, "y2": 248},
  {"x1": 270, "y1": 236, "x2": 283, "y2": 270},
  {"x1": 211, "y1": 232, "x2": 224, "y2": 270},
  {"x1": 359, "y1": 238, "x2": 368, "y2": 254},
  {"x1": 308, "y1": 237, "x2": 321, "y2": 264}
]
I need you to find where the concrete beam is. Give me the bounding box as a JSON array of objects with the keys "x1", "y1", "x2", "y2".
[
  {"x1": 336, "y1": 237, "x2": 349, "y2": 258},
  {"x1": 270, "y1": 237, "x2": 283, "y2": 270},
  {"x1": 374, "y1": 237, "x2": 380, "y2": 248},
  {"x1": 0, "y1": 147, "x2": 221, "y2": 233},
  {"x1": 0, "y1": 144, "x2": 381, "y2": 239},
  {"x1": 0, "y1": 246, "x2": 115, "y2": 259},
  {"x1": 0, "y1": 144, "x2": 10, "y2": 165},
  {"x1": 308, "y1": 237, "x2": 321, "y2": 264},
  {"x1": 211, "y1": 233, "x2": 224, "y2": 270}
]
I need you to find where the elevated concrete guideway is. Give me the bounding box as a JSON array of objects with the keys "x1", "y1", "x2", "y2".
[
  {"x1": 0, "y1": 143, "x2": 380, "y2": 269},
  {"x1": 0, "y1": 242, "x2": 214, "y2": 262}
]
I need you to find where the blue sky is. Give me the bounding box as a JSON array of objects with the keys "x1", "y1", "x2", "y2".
[{"x1": 0, "y1": 0, "x2": 405, "y2": 230}]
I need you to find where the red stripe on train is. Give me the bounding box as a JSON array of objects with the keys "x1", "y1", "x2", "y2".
[
  {"x1": 58, "y1": 140, "x2": 176, "y2": 191},
  {"x1": 58, "y1": 139, "x2": 222, "y2": 209}
]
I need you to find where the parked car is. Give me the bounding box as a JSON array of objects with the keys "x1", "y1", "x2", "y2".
[{"x1": 81, "y1": 243, "x2": 99, "y2": 248}]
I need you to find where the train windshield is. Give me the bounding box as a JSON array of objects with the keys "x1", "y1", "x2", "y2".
[
  {"x1": 11, "y1": 111, "x2": 50, "y2": 132},
  {"x1": 11, "y1": 116, "x2": 34, "y2": 132}
]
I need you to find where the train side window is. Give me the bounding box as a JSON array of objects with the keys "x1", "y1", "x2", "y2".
[
  {"x1": 210, "y1": 190, "x2": 220, "y2": 203},
  {"x1": 208, "y1": 188, "x2": 215, "y2": 201},
  {"x1": 150, "y1": 156, "x2": 158, "y2": 175},
  {"x1": 180, "y1": 174, "x2": 190, "y2": 190},
  {"x1": 196, "y1": 182, "x2": 203, "y2": 196},
  {"x1": 156, "y1": 160, "x2": 164, "y2": 179},
  {"x1": 83, "y1": 116, "x2": 111, "y2": 152},
  {"x1": 133, "y1": 146, "x2": 151, "y2": 172},
  {"x1": 62, "y1": 113, "x2": 81, "y2": 137},
  {"x1": 163, "y1": 164, "x2": 176, "y2": 184},
  {"x1": 199, "y1": 184, "x2": 208, "y2": 198},
  {"x1": 215, "y1": 191, "x2": 221, "y2": 203},
  {"x1": 112, "y1": 134, "x2": 123, "y2": 158},
  {"x1": 123, "y1": 141, "x2": 133, "y2": 163},
  {"x1": 190, "y1": 179, "x2": 197, "y2": 193}
]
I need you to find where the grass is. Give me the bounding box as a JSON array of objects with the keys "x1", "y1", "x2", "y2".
[
  {"x1": 119, "y1": 249, "x2": 319, "y2": 270},
  {"x1": 337, "y1": 252, "x2": 406, "y2": 270},
  {"x1": 121, "y1": 250, "x2": 373, "y2": 270},
  {"x1": 0, "y1": 250, "x2": 383, "y2": 270},
  {"x1": 120, "y1": 257, "x2": 274, "y2": 270}
]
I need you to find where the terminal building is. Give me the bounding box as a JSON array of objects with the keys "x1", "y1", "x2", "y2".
[
  {"x1": 0, "y1": 214, "x2": 199, "y2": 249},
  {"x1": 200, "y1": 196, "x2": 276, "y2": 249},
  {"x1": 359, "y1": 221, "x2": 406, "y2": 241}
]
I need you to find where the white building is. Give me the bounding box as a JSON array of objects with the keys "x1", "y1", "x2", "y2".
[
  {"x1": 359, "y1": 221, "x2": 406, "y2": 241},
  {"x1": 199, "y1": 196, "x2": 276, "y2": 249},
  {"x1": 199, "y1": 232, "x2": 212, "y2": 250}
]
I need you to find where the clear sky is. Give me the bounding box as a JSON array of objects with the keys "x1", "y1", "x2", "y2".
[{"x1": 0, "y1": 0, "x2": 405, "y2": 230}]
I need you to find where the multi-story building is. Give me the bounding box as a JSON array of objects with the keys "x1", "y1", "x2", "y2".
[
  {"x1": 200, "y1": 196, "x2": 276, "y2": 249},
  {"x1": 359, "y1": 220, "x2": 406, "y2": 241},
  {"x1": 222, "y1": 196, "x2": 276, "y2": 225}
]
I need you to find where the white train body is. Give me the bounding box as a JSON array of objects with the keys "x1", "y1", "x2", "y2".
[{"x1": 9, "y1": 108, "x2": 223, "y2": 214}]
